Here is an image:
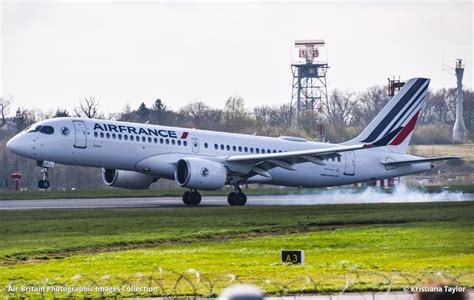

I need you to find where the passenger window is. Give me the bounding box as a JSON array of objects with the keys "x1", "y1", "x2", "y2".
[
  {"x1": 232, "y1": 146, "x2": 236, "y2": 151},
  {"x1": 136, "y1": 136, "x2": 140, "y2": 142},
  {"x1": 112, "y1": 134, "x2": 116, "y2": 139},
  {"x1": 183, "y1": 141, "x2": 187, "y2": 146},
  {"x1": 204, "y1": 142, "x2": 208, "y2": 148},
  {"x1": 124, "y1": 135, "x2": 128, "y2": 141},
  {"x1": 256, "y1": 148, "x2": 260, "y2": 154},
  {"x1": 238, "y1": 146, "x2": 242, "y2": 152},
  {"x1": 142, "y1": 136, "x2": 146, "y2": 142},
  {"x1": 130, "y1": 135, "x2": 134, "y2": 141},
  {"x1": 214, "y1": 144, "x2": 218, "y2": 150},
  {"x1": 94, "y1": 132, "x2": 98, "y2": 137},
  {"x1": 250, "y1": 147, "x2": 254, "y2": 153},
  {"x1": 220, "y1": 144, "x2": 224, "y2": 150},
  {"x1": 244, "y1": 147, "x2": 248, "y2": 153},
  {"x1": 172, "y1": 139, "x2": 175, "y2": 145},
  {"x1": 160, "y1": 138, "x2": 164, "y2": 144},
  {"x1": 178, "y1": 140, "x2": 182, "y2": 146},
  {"x1": 118, "y1": 134, "x2": 122, "y2": 140},
  {"x1": 166, "y1": 139, "x2": 169, "y2": 144},
  {"x1": 154, "y1": 138, "x2": 158, "y2": 143},
  {"x1": 226, "y1": 145, "x2": 230, "y2": 151},
  {"x1": 106, "y1": 133, "x2": 110, "y2": 139}
]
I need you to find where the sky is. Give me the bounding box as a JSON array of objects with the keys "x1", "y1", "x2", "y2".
[{"x1": 1, "y1": 0, "x2": 473, "y2": 116}]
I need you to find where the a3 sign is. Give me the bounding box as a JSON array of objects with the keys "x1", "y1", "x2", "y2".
[{"x1": 281, "y1": 250, "x2": 304, "y2": 265}]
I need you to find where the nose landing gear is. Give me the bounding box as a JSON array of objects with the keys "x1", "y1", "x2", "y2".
[
  {"x1": 38, "y1": 167, "x2": 50, "y2": 189},
  {"x1": 36, "y1": 160, "x2": 55, "y2": 190}
]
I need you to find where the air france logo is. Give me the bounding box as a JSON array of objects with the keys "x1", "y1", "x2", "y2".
[
  {"x1": 93, "y1": 123, "x2": 189, "y2": 139},
  {"x1": 201, "y1": 167, "x2": 209, "y2": 177},
  {"x1": 60, "y1": 127, "x2": 70, "y2": 136}
]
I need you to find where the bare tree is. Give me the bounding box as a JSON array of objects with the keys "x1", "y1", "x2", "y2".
[
  {"x1": 179, "y1": 102, "x2": 222, "y2": 130},
  {"x1": 221, "y1": 96, "x2": 251, "y2": 132},
  {"x1": 323, "y1": 89, "x2": 355, "y2": 128},
  {"x1": 74, "y1": 96, "x2": 101, "y2": 118},
  {"x1": 0, "y1": 97, "x2": 12, "y2": 128},
  {"x1": 352, "y1": 86, "x2": 390, "y2": 128}
]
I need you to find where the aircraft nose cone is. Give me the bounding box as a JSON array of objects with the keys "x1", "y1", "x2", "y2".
[{"x1": 6, "y1": 136, "x2": 21, "y2": 154}]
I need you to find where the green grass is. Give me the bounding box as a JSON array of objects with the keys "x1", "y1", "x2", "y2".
[
  {"x1": 1, "y1": 185, "x2": 473, "y2": 200},
  {"x1": 1, "y1": 202, "x2": 473, "y2": 297}
]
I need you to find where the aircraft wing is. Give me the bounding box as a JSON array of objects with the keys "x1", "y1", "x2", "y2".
[
  {"x1": 380, "y1": 156, "x2": 462, "y2": 167},
  {"x1": 225, "y1": 144, "x2": 371, "y2": 177}
]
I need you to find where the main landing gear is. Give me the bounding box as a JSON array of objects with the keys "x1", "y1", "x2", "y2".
[
  {"x1": 38, "y1": 166, "x2": 50, "y2": 189},
  {"x1": 227, "y1": 186, "x2": 247, "y2": 206},
  {"x1": 182, "y1": 189, "x2": 201, "y2": 206},
  {"x1": 181, "y1": 186, "x2": 247, "y2": 206}
]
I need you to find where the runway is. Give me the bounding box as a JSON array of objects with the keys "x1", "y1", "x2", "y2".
[{"x1": 1, "y1": 190, "x2": 473, "y2": 210}]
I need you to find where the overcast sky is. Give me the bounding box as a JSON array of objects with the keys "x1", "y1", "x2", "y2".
[{"x1": 1, "y1": 0, "x2": 472, "y2": 116}]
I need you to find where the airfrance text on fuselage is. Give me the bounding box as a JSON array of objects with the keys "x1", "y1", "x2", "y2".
[{"x1": 93, "y1": 123, "x2": 188, "y2": 139}]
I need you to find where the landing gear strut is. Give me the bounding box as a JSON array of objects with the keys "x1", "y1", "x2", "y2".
[
  {"x1": 182, "y1": 189, "x2": 201, "y2": 206},
  {"x1": 227, "y1": 186, "x2": 247, "y2": 206},
  {"x1": 38, "y1": 167, "x2": 50, "y2": 189}
]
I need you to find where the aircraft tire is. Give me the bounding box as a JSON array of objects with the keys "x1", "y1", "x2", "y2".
[
  {"x1": 228, "y1": 192, "x2": 246, "y2": 206},
  {"x1": 189, "y1": 191, "x2": 201, "y2": 205},
  {"x1": 182, "y1": 191, "x2": 192, "y2": 205},
  {"x1": 38, "y1": 180, "x2": 50, "y2": 189}
]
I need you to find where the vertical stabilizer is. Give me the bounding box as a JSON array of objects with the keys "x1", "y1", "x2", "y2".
[{"x1": 345, "y1": 77, "x2": 430, "y2": 153}]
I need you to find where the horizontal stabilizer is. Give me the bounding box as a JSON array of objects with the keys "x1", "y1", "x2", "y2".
[{"x1": 381, "y1": 156, "x2": 462, "y2": 167}]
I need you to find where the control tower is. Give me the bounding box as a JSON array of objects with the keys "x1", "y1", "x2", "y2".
[
  {"x1": 452, "y1": 59, "x2": 466, "y2": 143},
  {"x1": 290, "y1": 40, "x2": 329, "y2": 139}
]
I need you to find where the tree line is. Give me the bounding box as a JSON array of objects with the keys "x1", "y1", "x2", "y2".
[{"x1": 0, "y1": 85, "x2": 472, "y2": 190}]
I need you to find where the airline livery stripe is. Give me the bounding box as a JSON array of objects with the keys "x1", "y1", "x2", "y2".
[
  {"x1": 372, "y1": 127, "x2": 403, "y2": 146},
  {"x1": 383, "y1": 83, "x2": 428, "y2": 135},
  {"x1": 389, "y1": 111, "x2": 420, "y2": 145},
  {"x1": 361, "y1": 78, "x2": 427, "y2": 143}
]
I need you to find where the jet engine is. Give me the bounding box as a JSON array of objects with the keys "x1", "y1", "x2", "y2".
[
  {"x1": 175, "y1": 158, "x2": 227, "y2": 190},
  {"x1": 102, "y1": 169, "x2": 157, "y2": 189}
]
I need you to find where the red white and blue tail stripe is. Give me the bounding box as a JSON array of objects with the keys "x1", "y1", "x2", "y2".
[{"x1": 346, "y1": 77, "x2": 430, "y2": 153}]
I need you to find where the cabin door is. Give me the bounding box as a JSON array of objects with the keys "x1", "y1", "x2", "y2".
[
  {"x1": 344, "y1": 151, "x2": 355, "y2": 175},
  {"x1": 73, "y1": 120, "x2": 87, "y2": 148}
]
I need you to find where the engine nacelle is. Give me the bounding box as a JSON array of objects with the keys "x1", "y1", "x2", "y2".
[
  {"x1": 175, "y1": 158, "x2": 227, "y2": 190},
  {"x1": 102, "y1": 169, "x2": 157, "y2": 189}
]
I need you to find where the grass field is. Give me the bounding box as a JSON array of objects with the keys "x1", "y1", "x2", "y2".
[
  {"x1": 1, "y1": 185, "x2": 474, "y2": 200},
  {"x1": 1, "y1": 202, "x2": 473, "y2": 297}
]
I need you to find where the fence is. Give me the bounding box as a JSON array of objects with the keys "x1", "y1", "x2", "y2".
[{"x1": 4, "y1": 268, "x2": 472, "y2": 299}]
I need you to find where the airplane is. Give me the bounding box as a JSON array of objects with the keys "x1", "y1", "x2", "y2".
[{"x1": 7, "y1": 77, "x2": 460, "y2": 206}]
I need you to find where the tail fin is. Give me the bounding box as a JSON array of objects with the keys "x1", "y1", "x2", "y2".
[{"x1": 345, "y1": 77, "x2": 430, "y2": 153}]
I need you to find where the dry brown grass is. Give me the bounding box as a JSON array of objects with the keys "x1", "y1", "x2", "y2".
[{"x1": 408, "y1": 144, "x2": 474, "y2": 162}]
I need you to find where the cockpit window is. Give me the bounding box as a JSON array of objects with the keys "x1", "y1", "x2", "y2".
[
  {"x1": 39, "y1": 126, "x2": 54, "y2": 135},
  {"x1": 28, "y1": 125, "x2": 42, "y2": 133}
]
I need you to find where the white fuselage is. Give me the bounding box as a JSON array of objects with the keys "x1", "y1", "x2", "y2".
[{"x1": 8, "y1": 117, "x2": 432, "y2": 188}]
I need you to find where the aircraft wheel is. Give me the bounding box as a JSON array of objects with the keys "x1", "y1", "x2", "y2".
[
  {"x1": 228, "y1": 192, "x2": 247, "y2": 206},
  {"x1": 38, "y1": 180, "x2": 50, "y2": 189},
  {"x1": 182, "y1": 191, "x2": 192, "y2": 205},
  {"x1": 189, "y1": 191, "x2": 201, "y2": 205}
]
